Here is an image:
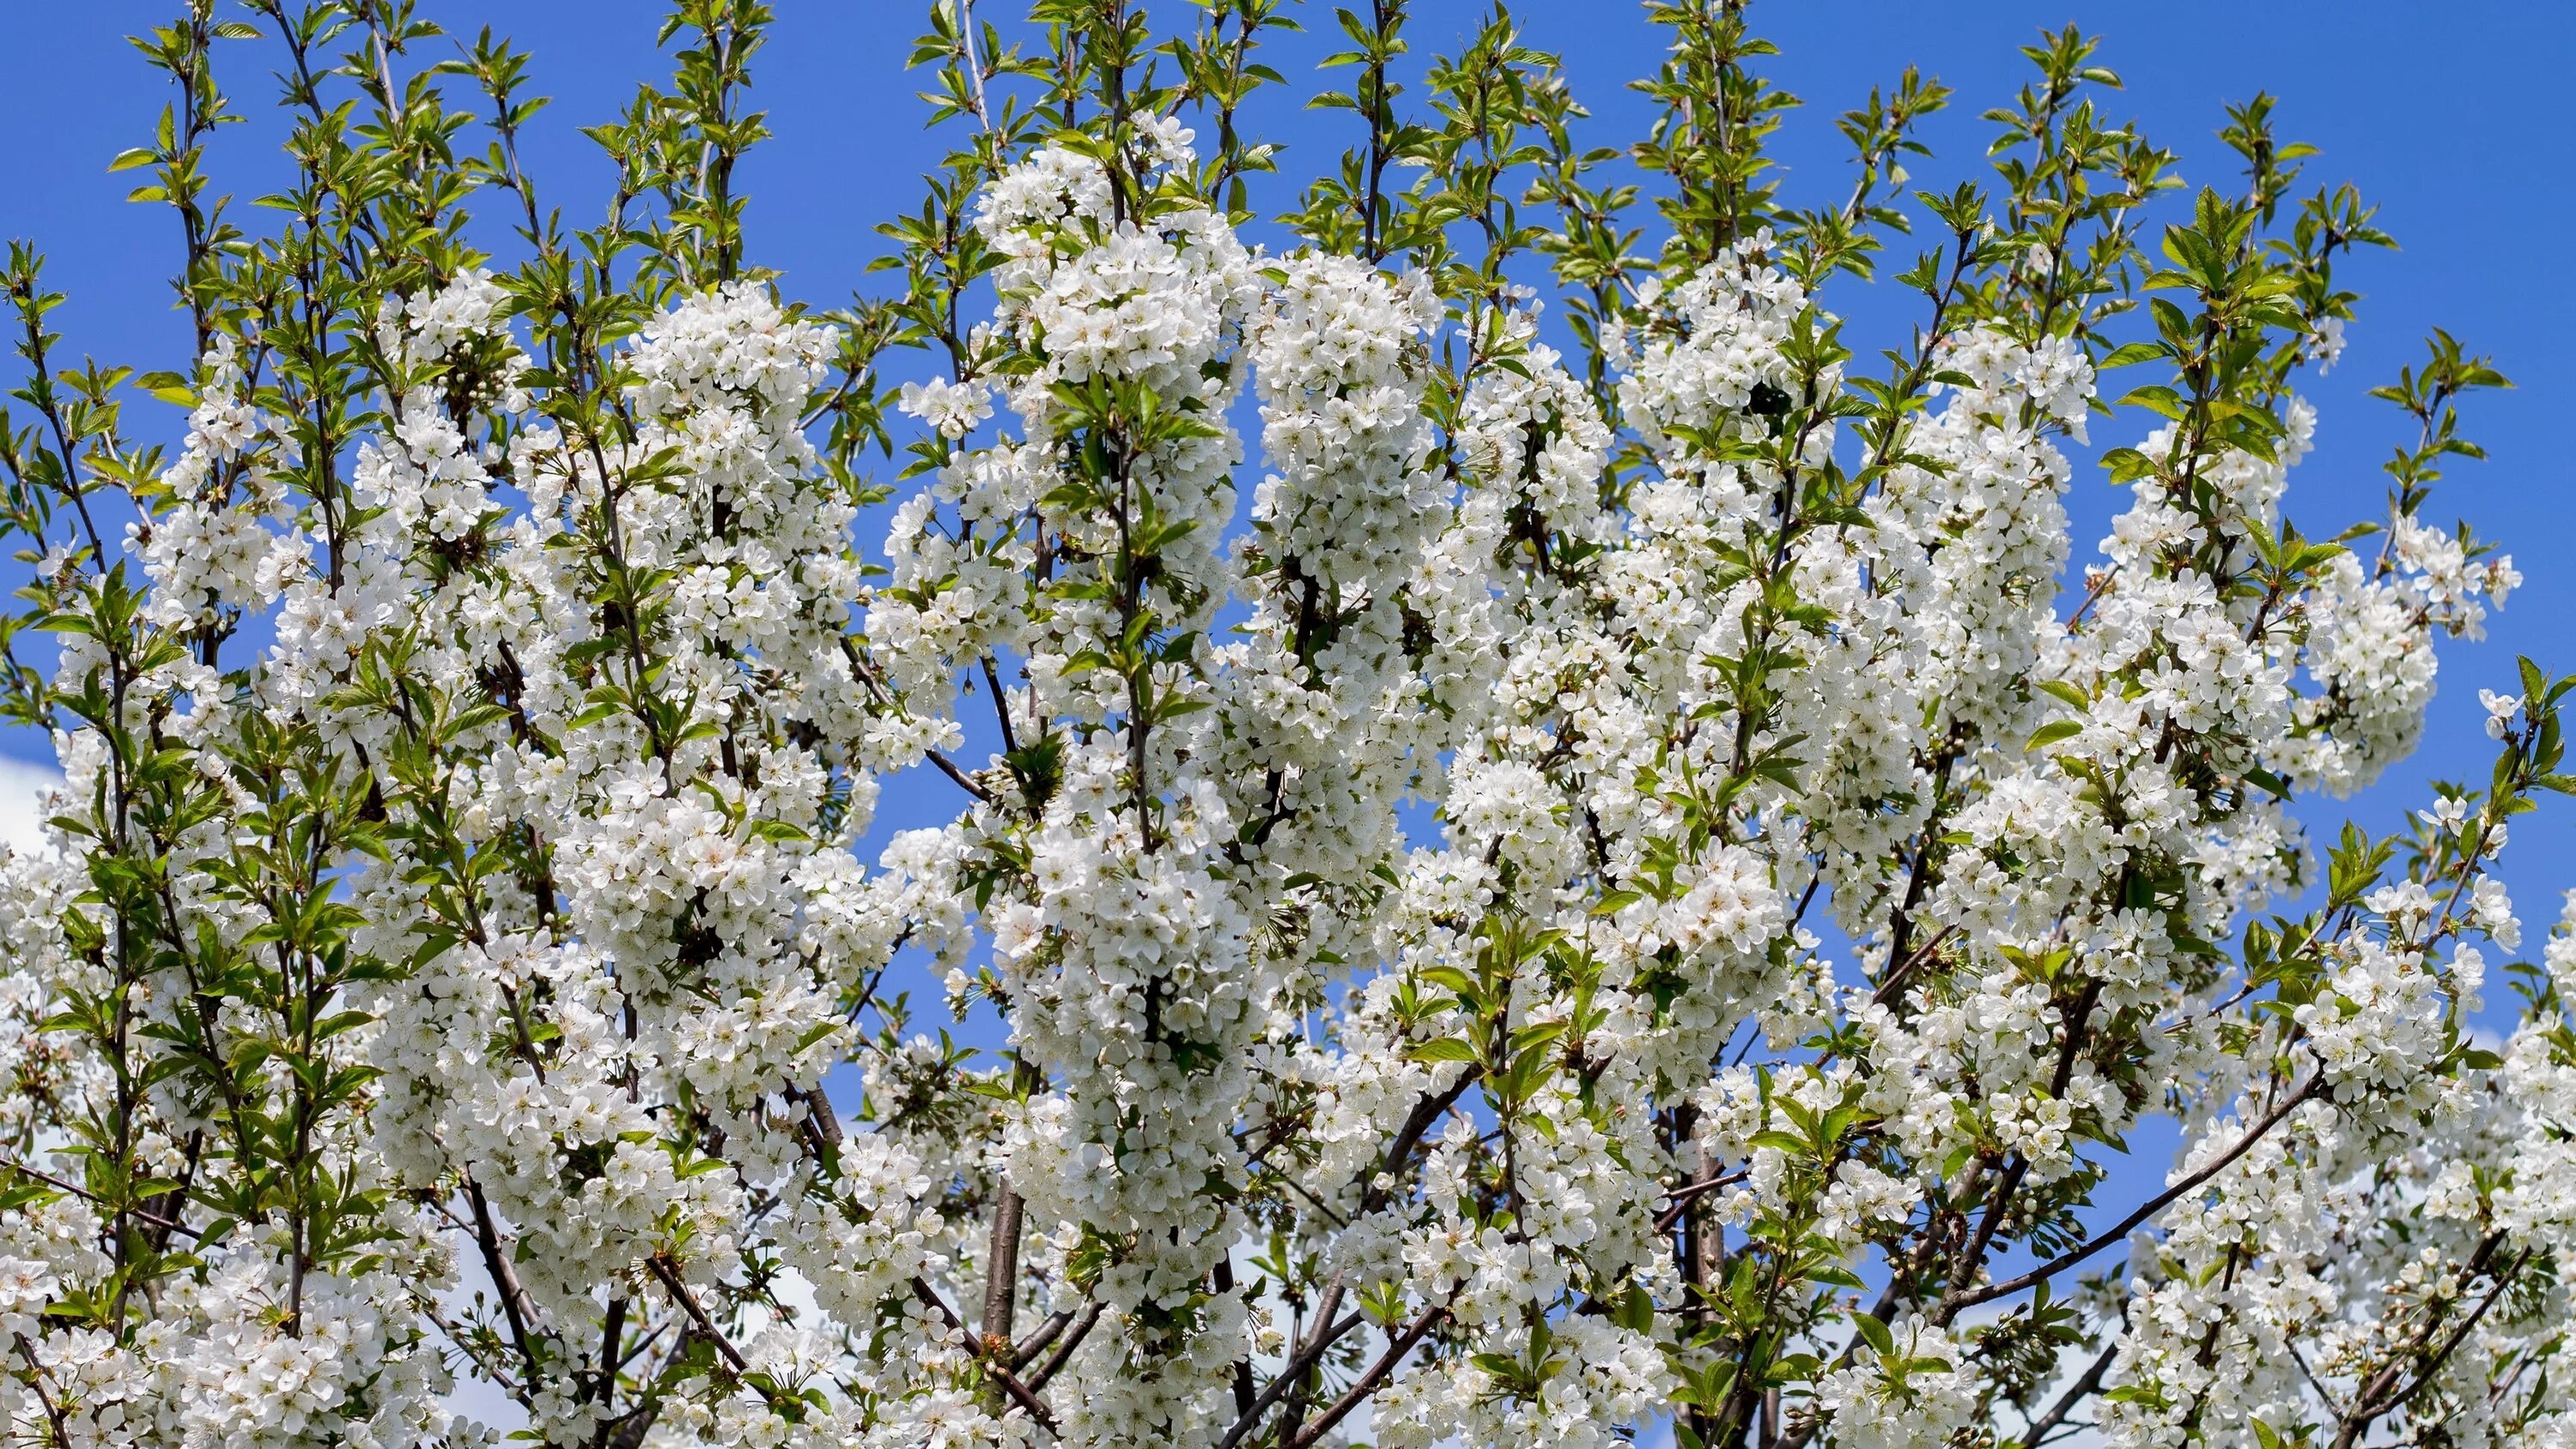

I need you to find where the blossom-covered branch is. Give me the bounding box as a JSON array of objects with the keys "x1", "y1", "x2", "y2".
[{"x1": 0, "y1": 4, "x2": 2567, "y2": 1449}]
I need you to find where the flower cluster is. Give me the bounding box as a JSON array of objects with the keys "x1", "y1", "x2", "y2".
[{"x1": 0, "y1": 9, "x2": 2569, "y2": 1449}]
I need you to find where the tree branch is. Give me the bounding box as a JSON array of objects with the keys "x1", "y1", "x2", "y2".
[
  {"x1": 1946, "y1": 1073, "x2": 2324, "y2": 1315},
  {"x1": 464, "y1": 1171, "x2": 545, "y2": 1385},
  {"x1": 2021, "y1": 1341, "x2": 2117, "y2": 1447},
  {"x1": 910, "y1": 1276, "x2": 1060, "y2": 1431},
  {"x1": 1215, "y1": 1307, "x2": 1365, "y2": 1449},
  {"x1": 1288, "y1": 1303, "x2": 1450, "y2": 1449},
  {"x1": 1025, "y1": 1301, "x2": 1102, "y2": 1391}
]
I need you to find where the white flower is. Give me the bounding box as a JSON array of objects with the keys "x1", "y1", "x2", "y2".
[
  {"x1": 897, "y1": 376, "x2": 995, "y2": 439},
  {"x1": 2483, "y1": 687, "x2": 2522, "y2": 739}
]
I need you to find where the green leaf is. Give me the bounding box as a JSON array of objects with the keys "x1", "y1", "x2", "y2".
[{"x1": 2026, "y1": 719, "x2": 2085, "y2": 752}]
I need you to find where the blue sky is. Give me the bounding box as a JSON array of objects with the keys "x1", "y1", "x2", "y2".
[{"x1": 3, "y1": 2, "x2": 2571, "y2": 1226}]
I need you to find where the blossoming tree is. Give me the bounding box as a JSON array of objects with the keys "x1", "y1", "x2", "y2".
[{"x1": 0, "y1": 1, "x2": 2567, "y2": 1446}]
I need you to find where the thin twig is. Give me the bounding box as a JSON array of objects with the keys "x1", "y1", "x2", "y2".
[
  {"x1": 1025, "y1": 1301, "x2": 1102, "y2": 1392},
  {"x1": 1947, "y1": 1073, "x2": 2324, "y2": 1313},
  {"x1": 1287, "y1": 1304, "x2": 1451, "y2": 1449},
  {"x1": 13, "y1": 1333, "x2": 69, "y2": 1443},
  {"x1": 464, "y1": 1172, "x2": 545, "y2": 1385},
  {"x1": 2022, "y1": 1341, "x2": 2117, "y2": 1447},
  {"x1": 1656, "y1": 1169, "x2": 1749, "y2": 1232},
  {"x1": 3, "y1": 1158, "x2": 196, "y2": 1240},
  {"x1": 910, "y1": 1276, "x2": 1059, "y2": 1431},
  {"x1": 647, "y1": 1253, "x2": 793, "y2": 1412},
  {"x1": 1214, "y1": 1308, "x2": 1365, "y2": 1449}
]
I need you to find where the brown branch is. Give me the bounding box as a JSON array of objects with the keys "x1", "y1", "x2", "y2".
[
  {"x1": 464, "y1": 1171, "x2": 545, "y2": 1385},
  {"x1": 3, "y1": 1158, "x2": 196, "y2": 1240},
  {"x1": 786, "y1": 1078, "x2": 844, "y2": 1149},
  {"x1": 647, "y1": 1254, "x2": 777, "y2": 1405},
  {"x1": 13, "y1": 1332, "x2": 69, "y2": 1444},
  {"x1": 1656, "y1": 1169, "x2": 1749, "y2": 1233},
  {"x1": 584, "y1": 1295, "x2": 629, "y2": 1449},
  {"x1": 1215, "y1": 1258, "x2": 1256, "y2": 1416},
  {"x1": 1287, "y1": 1303, "x2": 1451, "y2": 1449},
  {"x1": 1872, "y1": 922, "x2": 1959, "y2": 1007},
  {"x1": 1272, "y1": 1069, "x2": 1477, "y2": 1440},
  {"x1": 1024, "y1": 1302, "x2": 1101, "y2": 1392},
  {"x1": 910, "y1": 1276, "x2": 1059, "y2": 1432},
  {"x1": 1940, "y1": 980, "x2": 2105, "y2": 1319},
  {"x1": 2021, "y1": 1341, "x2": 2117, "y2": 1447},
  {"x1": 981, "y1": 1177, "x2": 1026, "y2": 1346},
  {"x1": 1370, "y1": 1073, "x2": 1478, "y2": 1213},
  {"x1": 837, "y1": 637, "x2": 993, "y2": 803},
  {"x1": 929, "y1": 748, "x2": 995, "y2": 803},
  {"x1": 1214, "y1": 1307, "x2": 1366, "y2": 1449},
  {"x1": 1011, "y1": 1307, "x2": 1075, "y2": 1370},
  {"x1": 2336, "y1": 1240, "x2": 2527, "y2": 1449},
  {"x1": 1946, "y1": 1074, "x2": 2324, "y2": 1314}
]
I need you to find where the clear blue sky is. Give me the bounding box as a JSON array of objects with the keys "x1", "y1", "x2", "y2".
[{"x1": 4, "y1": 3, "x2": 2573, "y2": 999}]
